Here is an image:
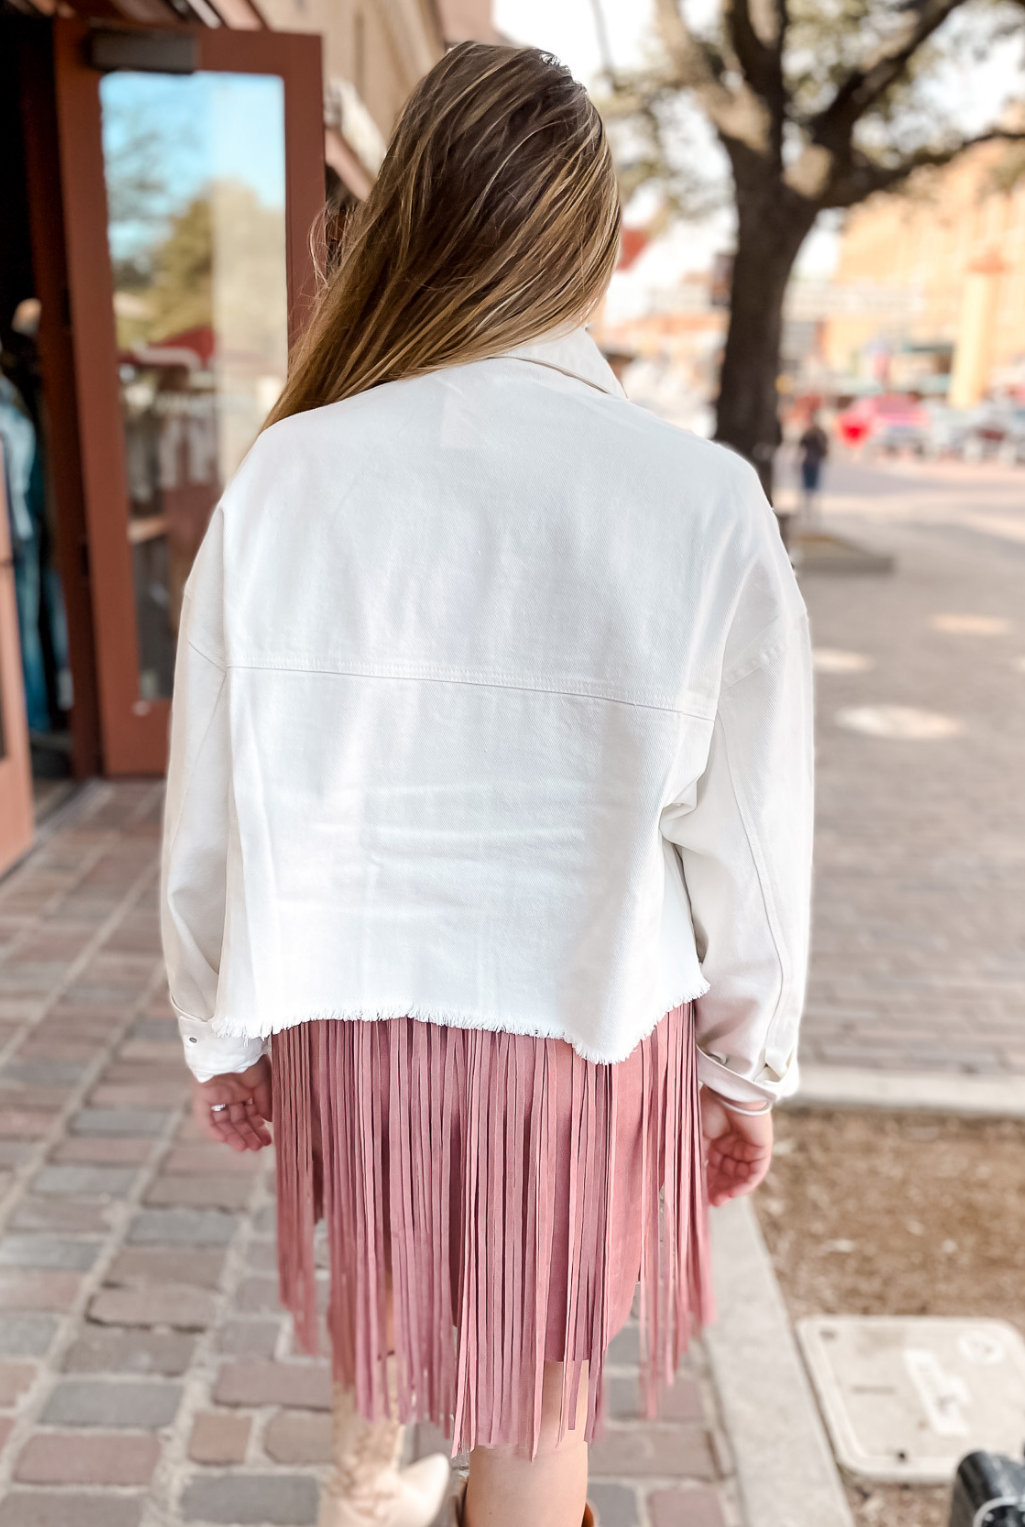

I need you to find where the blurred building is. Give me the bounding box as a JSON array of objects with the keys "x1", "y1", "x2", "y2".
[
  {"x1": 0, "y1": 0, "x2": 492, "y2": 873},
  {"x1": 436, "y1": 0, "x2": 503, "y2": 43},
  {"x1": 821, "y1": 142, "x2": 1025, "y2": 403},
  {"x1": 595, "y1": 264, "x2": 727, "y2": 430}
]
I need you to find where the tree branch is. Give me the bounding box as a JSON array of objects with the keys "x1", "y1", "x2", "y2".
[
  {"x1": 724, "y1": 0, "x2": 788, "y2": 161},
  {"x1": 654, "y1": 0, "x2": 774, "y2": 152},
  {"x1": 588, "y1": 0, "x2": 619, "y2": 87},
  {"x1": 824, "y1": 128, "x2": 1025, "y2": 207},
  {"x1": 725, "y1": 0, "x2": 773, "y2": 89},
  {"x1": 654, "y1": 0, "x2": 733, "y2": 100},
  {"x1": 811, "y1": 0, "x2": 973, "y2": 149}
]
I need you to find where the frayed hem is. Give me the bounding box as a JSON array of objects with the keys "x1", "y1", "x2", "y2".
[{"x1": 209, "y1": 983, "x2": 711, "y2": 1068}]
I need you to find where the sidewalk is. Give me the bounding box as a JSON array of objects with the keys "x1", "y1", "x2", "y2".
[
  {"x1": 797, "y1": 460, "x2": 1025, "y2": 1078},
  {"x1": 0, "y1": 782, "x2": 738, "y2": 1527}
]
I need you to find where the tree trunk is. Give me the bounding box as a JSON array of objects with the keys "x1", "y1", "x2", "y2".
[{"x1": 714, "y1": 182, "x2": 816, "y2": 501}]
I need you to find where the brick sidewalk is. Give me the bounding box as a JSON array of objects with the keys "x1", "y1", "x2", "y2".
[
  {"x1": 0, "y1": 782, "x2": 737, "y2": 1527},
  {"x1": 797, "y1": 459, "x2": 1025, "y2": 1076}
]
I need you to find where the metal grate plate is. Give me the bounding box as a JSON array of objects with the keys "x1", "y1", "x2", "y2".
[{"x1": 797, "y1": 1316, "x2": 1025, "y2": 1483}]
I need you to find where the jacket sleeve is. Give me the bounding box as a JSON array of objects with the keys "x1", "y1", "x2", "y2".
[
  {"x1": 662, "y1": 487, "x2": 815, "y2": 1105},
  {"x1": 160, "y1": 508, "x2": 267, "y2": 1084}
]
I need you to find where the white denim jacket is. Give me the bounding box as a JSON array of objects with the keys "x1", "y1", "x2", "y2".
[{"x1": 162, "y1": 327, "x2": 813, "y2": 1104}]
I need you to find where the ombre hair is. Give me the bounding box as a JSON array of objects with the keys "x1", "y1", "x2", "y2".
[{"x1": 265, "y1": 42, "x2": 621, "y2": 424}]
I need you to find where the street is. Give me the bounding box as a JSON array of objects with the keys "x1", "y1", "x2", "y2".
[{"x1": 780, "y1": 452, "x2": 1025, "y2": 1077}]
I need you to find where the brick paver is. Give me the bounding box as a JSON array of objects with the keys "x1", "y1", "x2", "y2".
[
  {"x1": 786, "y1": 455, "x2": 1025, "y2": 1076},
  {"x1": 0, "y1": 782, "x2": 739, "y2": 1526},
  {"x1": 14, "y1": 1430, "x2": 161, "y2": 1484},
  {"x1": 187, "y1": 1411, "x2": 253, "y2": 1464}
]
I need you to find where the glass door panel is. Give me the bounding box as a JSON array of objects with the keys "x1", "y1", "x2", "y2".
[
  {"x1": 53, "y1": 21, "x2": 324, "y2": 773},
  {"x1": 100, "y1": 71, "x2": 289, "y2": 701}
]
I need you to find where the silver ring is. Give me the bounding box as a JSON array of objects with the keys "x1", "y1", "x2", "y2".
[{"x1": 210, "y1": 1103, "x2": 228, "y2": 1113}]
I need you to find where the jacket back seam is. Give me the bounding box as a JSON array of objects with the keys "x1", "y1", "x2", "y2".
[{"x1": 221, "y1": 659, "x2": 715, "y2": 721}]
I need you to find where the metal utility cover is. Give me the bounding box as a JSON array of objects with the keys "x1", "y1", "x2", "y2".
[{"x1": 797, "y1": 1316, "x2": 1025, "y2": 1483}]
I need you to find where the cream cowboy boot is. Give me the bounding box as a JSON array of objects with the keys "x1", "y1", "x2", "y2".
[{"x1": 319, "y1": 1381, "x2": 451, "y2": 1527}]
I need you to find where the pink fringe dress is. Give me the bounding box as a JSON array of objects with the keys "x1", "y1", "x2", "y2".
[{"x1": 272, "y1": 1000, "x2": 712, "y2": 1457}]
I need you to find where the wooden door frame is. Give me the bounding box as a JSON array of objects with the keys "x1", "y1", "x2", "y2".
[
  {"x1": 19, "y1": 18, "x2": 103, "y2": 781},
  {"x1": 52, "y1": 19, "x2": 324, "y2": 775}
]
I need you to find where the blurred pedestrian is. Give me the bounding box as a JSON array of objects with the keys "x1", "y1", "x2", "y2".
[
  {"x1": 162, "y1": 41, "x2": 814, "y2": 1527},
  {"x1": 798, "y1": 411, "x2": 829, "y2": 521}
]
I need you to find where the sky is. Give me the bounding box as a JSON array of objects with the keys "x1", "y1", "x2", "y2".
[
  {"x1": 494, "y1": 0, "x2": 655, "y2": 83},
  {"x1": 101, "y1": 73, "x2": 286, "y2": 259}
]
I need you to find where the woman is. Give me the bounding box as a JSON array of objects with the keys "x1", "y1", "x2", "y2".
[{"x1": 161, "y1": 41, "x2": 814, "y2": 1527}]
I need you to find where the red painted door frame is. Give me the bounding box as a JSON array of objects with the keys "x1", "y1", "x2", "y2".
[{"x1": 52, "y1": 19, "x2": 324, "y2": 775}]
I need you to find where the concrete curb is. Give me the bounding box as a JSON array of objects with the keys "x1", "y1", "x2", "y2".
[
  {"x1": 790, "y1": 1064, "x2": 1025, "y2": 1118},
  {"x1": 705, "y1": 1198, "x2": 855, "y2": 1527},
  {"x1": 793, "y1": 530, "x2": 895, "y2": 575}
]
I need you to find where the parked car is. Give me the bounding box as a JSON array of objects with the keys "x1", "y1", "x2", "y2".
[
  {"x1": 958, "y1": 404, "x2": 1025, "y2": 463},
  {"x1": 835, "y1": 394, "x2": 931, "y2": 453},
  {"x1": 997, "y1": 410, "x2": 1025, "y2": 463}
]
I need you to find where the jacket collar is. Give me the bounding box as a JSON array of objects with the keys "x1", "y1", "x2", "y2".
[{"x1": 498, "y1": 326, "x2": 626, "y2": 400}]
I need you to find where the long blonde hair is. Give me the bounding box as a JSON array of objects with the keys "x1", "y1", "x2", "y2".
[{"x1": 265, "y1": 43, "x2": 621, "y2": 424}]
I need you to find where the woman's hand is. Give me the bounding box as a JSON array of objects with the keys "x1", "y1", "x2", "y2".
[
  {"x1": 192, "y1": 1055, "x2": 273, "y2": 1154},
  {"x1": 700, "y1": 1085, "x2": 773, "y2": 1208}
]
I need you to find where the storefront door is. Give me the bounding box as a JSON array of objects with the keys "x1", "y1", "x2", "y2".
[{"x1": 52, "y1": 20, "x2": 324, "y2": 774}]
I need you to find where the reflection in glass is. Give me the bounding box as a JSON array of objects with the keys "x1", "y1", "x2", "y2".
[{"x1": 100, "y1": 72, "x2": 288, "y2": 699}]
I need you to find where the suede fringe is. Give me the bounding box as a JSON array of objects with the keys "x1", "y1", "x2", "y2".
[{"x1": 272, "y1": 1003, "x2": 712, "y2": 1457}]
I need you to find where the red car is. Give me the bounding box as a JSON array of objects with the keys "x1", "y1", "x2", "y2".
[{"x1": 836, "y1": 394, "x2": 930, "y2": 452}]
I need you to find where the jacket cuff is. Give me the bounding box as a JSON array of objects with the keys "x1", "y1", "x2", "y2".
[
  {"x1": 696, "y1": 1047, "x2": 799, "y2": 1107},
  {"x1": 176, "y1": 1012, "x2": 268, "y2": 1083}
]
